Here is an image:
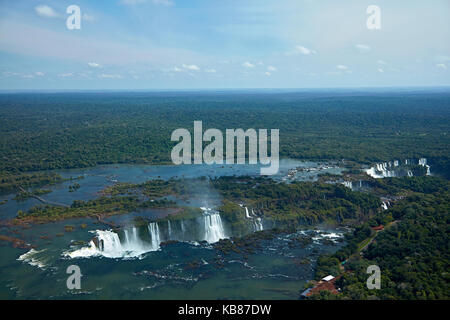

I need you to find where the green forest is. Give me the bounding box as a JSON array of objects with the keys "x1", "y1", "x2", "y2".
[
  {"x1": 311, "y1": 177, "x2": 450, "y2": 299},
  {"x1": 0, "y1": 91, "x2": 449, "y2": 175}
]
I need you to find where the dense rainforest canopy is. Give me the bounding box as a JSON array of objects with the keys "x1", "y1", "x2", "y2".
[{"x1": 0, "y1": 91, "x2": 449, "y2": 174}]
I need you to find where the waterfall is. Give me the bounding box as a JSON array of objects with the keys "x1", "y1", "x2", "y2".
[
  {"x1": 253, "y1": 217, "x2": 264, "y2": 231},
  {"x1": 148, "y1": 222, "x2": 161, "y2": 251},
  {"x1": 366, "y1": 158, "x2": 431, "y2": 179},
  {"x1": 342, "y1": 181, "x2": 353, "y2": 189},
  {"x1": 65, "y1": 229, "x2": 152, "y2": 259},
  {"x1": 419, "y1": 158, "x2": 431, "y2": 175},
  {"x1": 245, "y1": 207, "x2": 251, "y2": 219},
  {"x1": 123, "y1": 227, "x2": 146, "y2": 252},
  {"x1": 203, "y1": 213, "x2": 227, "y2": 243},
  {"x1": 98, "y1": 230, "x2": 124, "y2": 254},
  {"x1": 66, "y1": 209, "x2": 230, "y2": 259},
  {"x1": 251, "y1": 209, "x2": 264, "y2": 231},
  {"x1": 365, "y1": 162, "x2": 397, "y2": 178},
  {"x1": 243, "y1": 207, "x2": 264, "y2": 232},
  {"x1": 168, "y1": 220, "x2": 172, "y2": 238}
]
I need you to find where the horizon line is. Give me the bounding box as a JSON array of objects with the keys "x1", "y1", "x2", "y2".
[{"x1": 1, "y1": 85, "x2": 450, "y2": 94}]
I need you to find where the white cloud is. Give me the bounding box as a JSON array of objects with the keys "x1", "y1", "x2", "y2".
[
  {"x1": 355, "y1": 44, "x2": 371, "y2": 53},
  {"x1": 436, "y1": 64, "x2": 447, "y2": 69},
  {"x1": 242, "y1": 61, "x2": 255, "y2": 68},
  {"x1": 58, "y1": 73, "x2": 73, "y2": 77},
  {"x1": 2, "y1": 72, "x2": 20, "y2": 77},
  {"x1": 267, "y1": 66, "x2": 277, "y2": 72},
  {"x1": 287, "y1": 45, "x2": 316, "y2": 56},
  {"x1": 377, "y1": 60, "x2": 388, "y2": 65},
  {"x1": 336, "y1": 65, "x2": 348, "y2": 70},
  {"x1": 88, "y1": 62, "x2": 101, "y2": 68},
  {"x1": 35, "y1": 72, "x2": 45, "y2": 76},
  {"x1": 265, "y1": 72, "x2": 271, "y2": 76},
  {"x1": 182, "y1": 64, "x2": 200, "y2": 71},
  {"x1": 83, "y1": 14, "x2": 95, "y2": 22},
  {"x1": 22, "y1": 74, "x2": 35, "y2": 79},
  {"x1": 378, "y1": 68, "x2": 384, "y2": 73},
  {"x1": 98, "y1": 73, "x2": 123, "y2": 79},
  {"x1": 205, "y1": 69, "x2": 216, "y2": 73},
  {"x1": 35, "y1": 5, "x2": 61, "y2": 18}
]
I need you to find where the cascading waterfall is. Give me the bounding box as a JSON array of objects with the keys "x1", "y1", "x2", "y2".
[
  {"x1": 67, "y1": 209, "x2": 229, "y2": 259},
  {"x1": 419, "y1": 158, "x2": 431, "y2": 175},
  {"x1": 252, "y1": 209, "x2": 264, "y2": 231},
  {"x1": 202, "y1": 213, "x2": 227, "y2": 243},
  {"x1": 342, "y1": 181, "x2": 353, "y2": 189},
  {"x1": 65, "y1": 229, "x2": 151, "y2": 259},
  {"x1": 366, "y1": 158, "x2": 431, "y2": 179},
  {"x1": 148, "y1": 222, "x2": 161, "y2": 251},
  {"x1": 245, "y1": 207, "x2": 251, "y2": 219},
  {"x1": 123, "y1": 227, "x2": 147, "y2": 252},
  {"x1": 243, "y1": 207, "x2": 264, "y2": 232}
]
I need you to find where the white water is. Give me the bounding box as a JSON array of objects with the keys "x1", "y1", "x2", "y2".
[
  {"x1": 148, "y1": 222, "x2": 161, "y2": 251},
  {"x1": 365, "y1": 158, "x2": 431, "y2": 179},
  {"x1": 342, "y1": 181, "x2": 353, "y2": 189},
  {"x1": 245, "y1": 207, "x2": 251, "y2": 219},
  {"x1": 243, "y1": 207, "x2": 264, "y2": 232},
  {"x1": 312, "y1": 231, "x2": 344, "y2": 244},
  {"x1": 18, "y1": 249, "x2": 47, "y2": 269},
  {"x1": 203, "y1": 213, "x2": 227, "y2": 243},
  {"x1": 251, "y1": 209, "x2": 264, "y2": 231},
  {"x1": 66, "y1": 229, "x2": 152, "y2": 259},
  {"x1": 419, "y1": 158, "x2": 431, "y2": 175},
  {"x1": 66, "y1": 210, "x2": 229, "y2": 259},
  {"x1": 253, "y1": 217, "x2": 264, "y2": 232}
]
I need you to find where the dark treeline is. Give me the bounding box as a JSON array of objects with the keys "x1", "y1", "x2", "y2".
[{"x1": 0, "y1": 172, "x2": 63, "y2": 194}]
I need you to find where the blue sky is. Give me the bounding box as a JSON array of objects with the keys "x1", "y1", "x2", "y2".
[{"x1": 0, "y1": 0, "x2": 449, "y2": 90}]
